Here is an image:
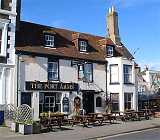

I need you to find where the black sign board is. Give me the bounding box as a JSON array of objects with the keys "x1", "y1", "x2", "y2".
[{"x1": 26, "y1": 81, "x2": 79, "y2": 91}]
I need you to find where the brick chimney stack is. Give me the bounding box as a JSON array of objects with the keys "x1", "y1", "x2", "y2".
[{"x1": 107, "y1": 6, "x2": 121, "y2": 45}]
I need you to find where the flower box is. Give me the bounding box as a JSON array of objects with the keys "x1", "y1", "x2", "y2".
[
  {"x1": 11, "y1": 122, "x2": 19, "y2": 132},
  {"x1": 19, "y1": 124, "x2": 33, "y2": 135}
]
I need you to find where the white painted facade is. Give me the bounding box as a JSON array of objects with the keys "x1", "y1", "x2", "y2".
[
  {"x1": 0, "y1": 0, "x2": 18, "y2": 106},
  {"x1": 106, "y1": 56, "x2": 137, "y2": 112},
  {"x1": 18, "y1": 55, "x2": 106, "y2": 120},
  {"x1": 142, "y1": 69, "x2": 160, "y2": 94}
]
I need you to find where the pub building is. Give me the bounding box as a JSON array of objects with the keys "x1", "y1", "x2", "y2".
[{"x1": 15, "y1": 21, "x2": 115, "y2": 121}]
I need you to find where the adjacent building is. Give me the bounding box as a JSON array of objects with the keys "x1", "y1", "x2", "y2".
[
  {"x1": 0, "y1": 0, "x2": 20, "y2": 107},
  {"x1": 105, "y1": 7, "x2": 137, "y2": 112}
]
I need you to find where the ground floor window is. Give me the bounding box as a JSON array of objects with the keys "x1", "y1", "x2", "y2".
[
  {"x1": 21, "y1": 92, "x2": 32, "y2": 107},
  {"x1": 96, "y1": 97, "x2": 102, "y2": 107},
  {"x1": 110, "y1": 93, "x2": 119, "y2": 112},
  {"x1": 124, "y1": 93, "x2": 133, "y2": 110},
  {"x1": 39, "y1": 92, "x2": 62, "y2": 114}
]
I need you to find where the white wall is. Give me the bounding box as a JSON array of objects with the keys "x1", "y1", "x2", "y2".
[{"x1": 106, "y1": 57, "x2": 137, "y2": 111}]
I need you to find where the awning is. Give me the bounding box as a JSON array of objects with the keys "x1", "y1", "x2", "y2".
[{"x1": 78, "y1": 81, "x2": 104, "y2": 93}]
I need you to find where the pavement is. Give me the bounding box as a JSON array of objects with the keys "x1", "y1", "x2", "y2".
[{"x1": 0, "y1": 118, "x2": 160, "y2": 140}]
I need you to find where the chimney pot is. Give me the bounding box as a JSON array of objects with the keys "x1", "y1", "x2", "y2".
[{"x1": 111, "y1": 6, "x2": 115, "y2": 12}]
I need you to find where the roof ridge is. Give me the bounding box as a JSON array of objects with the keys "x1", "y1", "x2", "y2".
[{"x1": 20, "y1": 20, "x2": 110, "y2": 40}]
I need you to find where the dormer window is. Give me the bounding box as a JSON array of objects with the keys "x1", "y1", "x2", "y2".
[
  {"x1": 44, "y1": 34, "x2": 54, "y2": 47},
  {"x1": 107, "y1": 45, "x2": 114, "y2": 56},
  {"x1": 79, "y1": 40, "x2": 87, "y2": 52}
]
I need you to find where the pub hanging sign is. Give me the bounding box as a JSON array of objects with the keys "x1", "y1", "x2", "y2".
[{"x1": 25, "y1": 81, "x2": 79, "y2": 91}]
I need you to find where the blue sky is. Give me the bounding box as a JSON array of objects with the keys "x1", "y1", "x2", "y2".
[{"x1": 21, "y1": 0, "x2": 160, "y2": 70}]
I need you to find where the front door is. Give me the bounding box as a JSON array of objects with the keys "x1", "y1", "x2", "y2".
[
  {"x1": 45, "y1": 96, "x2": 55, "y2": 112},
  {"x1": 83, "y1": 92, "x2": 94, "y2": 114}
]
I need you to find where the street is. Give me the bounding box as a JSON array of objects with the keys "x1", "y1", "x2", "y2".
[{"x1": 99, "y1": 128, "x2": 160, "y2": 140}]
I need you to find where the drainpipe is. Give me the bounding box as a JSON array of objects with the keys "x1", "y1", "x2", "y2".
[
  {"x1": 16, "y1": 54, "x2": 20, "y2": 107},
  {"x1": 105, "y1": 61, "x2": 108, "y2": 103}
]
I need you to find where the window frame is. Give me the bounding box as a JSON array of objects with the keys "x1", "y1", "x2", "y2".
[
  {"x1": 110, "y1": 64, "x2": 119, "y2": 84},
  {"x1": 48, "y1": 59, "x2": 59, "y2": 81},
  {"x1": 107, "y1": 45, "x2": 114, "y2": 57},
  {"x1": 124, "y1": 93, "x2": 133, "y2": 110},
  {"x1": 44, "y1": 34, "x2": 55, "y2": 48},
  {"x1": 96, "y1": 96, "x2": 102, "y2": 107},
  {"x1": 123, "y1": 64, "x2": 132, "y2": 84},
  {"x1": 79, "y1": 40, "x2": 88, "y2": 52},
  {"x1": 78, "y1": 63, "x2": 93, "y2": 82},
  {"x1": 110, "y1": 93, "x2": 119, "y2": 112}
]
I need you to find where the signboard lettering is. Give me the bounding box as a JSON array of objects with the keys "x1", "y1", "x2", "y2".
[{"x1": 26, "y1": 81, "x2": 79, "y2": 91}]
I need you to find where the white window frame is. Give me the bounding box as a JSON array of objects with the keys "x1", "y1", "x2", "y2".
[
  {"x1": 123, "y1": 65, "x2": 132, "y2": 84},
  {"x1": 124, "y1": 93, "x2": 133, "y2": 110},
  {"x1": 110, "y1": 64, "x2": 119, "y2": 83},
  {"x1": 84, "y1": 63, "x2": 93, "y2": 82},
  {"x1": 78, "y1": 63, "x2": 93, "y2": 82},
  {"x1": 48, "y1": 61, "x2": 59, "y2": 81},
  {"x1": 79, "y1": 40, "x2": 87, "y2": 52},
  {"x1": 107, "y1": 46, "x2": 114, "y2": 56},
  {"x1": 0, "y1": 22, "x2": 8, "y2": 57},
  {"x1": 45, "y1": 34, "x2": 54, "y2": 47}
]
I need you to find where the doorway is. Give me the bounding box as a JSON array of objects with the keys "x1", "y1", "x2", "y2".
[{"x1": 82, "y1": 92, "x2": 94, "y2": 114}]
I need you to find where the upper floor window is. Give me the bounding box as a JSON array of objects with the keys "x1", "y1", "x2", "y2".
[
  {"x1": 44, "y1": 34, "x2": 54, "y2": 47},
  {"x1": 107, "y1": 46, "x2": 114, "y2": 57},
  {"x1": 79, "y1": 40, "x2": 87, "y2": 52},
  {"x1": 78, "y1": 63, "x2": 93, "y2": 82},
  {"x1": 123, "y1": 65, "x2": 132, "y2": 84},
  {"x1": 48, "y1": 60, "x2": 59, "y2": 81},
  {"x1": 110, "y1": 64, "x2": 119, "y2": 84}
]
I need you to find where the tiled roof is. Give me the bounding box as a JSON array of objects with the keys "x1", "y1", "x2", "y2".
[{"x1": 15, "y1": 21, "x2": 133, "y2": 62}]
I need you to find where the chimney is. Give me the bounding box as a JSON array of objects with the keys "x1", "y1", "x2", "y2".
[{"x1": 107, "y1": 6, "x2": 121, "y2": 45}]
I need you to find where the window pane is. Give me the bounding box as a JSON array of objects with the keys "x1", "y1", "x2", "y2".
[
  {"x1": 111, "y1": 93, "x2": 119, "y2": 111},
  {"x1": 79, "y1": 41, "x2": 87, "y2": 51},
  {"x1": 45, "y1": 34, "x2": 54, "y2": 47},
  {"x1": 110, "y1": 65, "x2": 119, "y2": 83},
  {"x1": 124, "y1": 93, "x2": 133, "y2": 110},
  {"x1": 96, "y1": 97, "x2": 102, "y2": 107},
  {"x1": 84, "y1": 64, "x2": 92, "y2": 81},
  {"x1": 124, "y1": 65, "x2": 132, "y2": 83},
  {"x1": 48, "y1": 61, "x2": 58, "y2": 80}
]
